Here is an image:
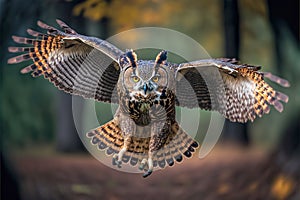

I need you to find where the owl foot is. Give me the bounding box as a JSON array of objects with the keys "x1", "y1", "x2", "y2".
[
  {"x1": 112, "y1": 147, "x2": 127, "y2": 168},
  {"x1": 112, "y1": 154, "x2": 122, "y2": 168},
  {"x1": 139, "y1": 158, "x2": 147, "y2": 171},
  {"x1": 142, "y1": 157, "x2": 153, "y2": 178},
  {"x1": 143, "y1": 169, "x2": 152, "y2": 178}
]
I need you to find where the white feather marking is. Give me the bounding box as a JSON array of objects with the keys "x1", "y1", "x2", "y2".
[{"x1": 221, "y1": 72, "x2": 256, "y2": 122}]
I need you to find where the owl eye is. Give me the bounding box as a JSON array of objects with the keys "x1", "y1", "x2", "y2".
[
  {"x1": 131, "y1": 76, "x2": 140, "y2": 83},
  {"x1": 152, "y1": 76, "x2": 160, "y2": 83}
]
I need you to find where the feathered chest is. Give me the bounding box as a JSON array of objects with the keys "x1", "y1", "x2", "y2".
[{"x1": 119, "y1": 89, "x2": 176, "y2": 126}]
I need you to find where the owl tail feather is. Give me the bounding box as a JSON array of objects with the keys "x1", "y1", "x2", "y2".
[
  {"x1": 86, "y1": 120, "x2": 199, "y2": 169},
  {"x1": 86, "y1": 120, "x2": 151, "y2": 166},
  {"x1": 86, "y1": 119, "x2": 124, "y2": 155},
  {"x1": 153, "y1": 122, "x2": 199, "y2": 169}
]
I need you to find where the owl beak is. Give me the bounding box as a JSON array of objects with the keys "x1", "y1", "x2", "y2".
[
  {"x1": 143, "y1": 83, "x2": 148, "y2": 95},
  {"x1": 142, "y1": 82, "x2": 153, "y2": 95}
]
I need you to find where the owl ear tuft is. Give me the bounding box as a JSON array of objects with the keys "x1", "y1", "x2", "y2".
[
  {"x1": 155, "y1": 50, "x2": 167, "y2": 65},
  {"x1": 118, "y1": 54, "x2": 130, "y2": 69},
  {"x1": 118, "y1": 49, "x2": 138, "y2": 70},
  {"x1": 126, "y1": 49, "x2": 138, "y2": 69}
]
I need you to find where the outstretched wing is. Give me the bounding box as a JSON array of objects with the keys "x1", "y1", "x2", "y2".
[
  {"x1": 175, "y1": 58, "x2": 290, "y2": 123},
  {"x1": 8, "y1": 19, "x2": 124, "y2": 103}
]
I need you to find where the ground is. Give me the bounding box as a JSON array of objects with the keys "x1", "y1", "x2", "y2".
[{"x1": 8, "y1": 145, "x2": 299, "y2": 200}]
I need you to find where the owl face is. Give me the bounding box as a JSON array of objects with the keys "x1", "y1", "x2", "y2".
[{"x1": 123, "y1": 60, "x2": 168, "y2": 99}]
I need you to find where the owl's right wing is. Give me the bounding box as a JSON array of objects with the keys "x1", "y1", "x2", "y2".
[{"x1": 8, "y1": 19, "x2": 124, "y2": 103}]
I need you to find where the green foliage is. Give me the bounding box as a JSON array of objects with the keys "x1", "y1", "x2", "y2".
[{"x1": 1, "y1": 63, "x2": 56, "y2": 148}]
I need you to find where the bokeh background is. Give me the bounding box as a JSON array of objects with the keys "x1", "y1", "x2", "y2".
[{"x1": 1, "y1": 0, "x2": 299, "y2": 199}]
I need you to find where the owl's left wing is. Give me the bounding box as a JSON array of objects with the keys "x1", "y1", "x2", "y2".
[
  {"x1": 8, "y1": 19, "x2": 124, "y2": 103},
  {"x1": 175, "y1": 58, "x2": 290, "y2": 123}
]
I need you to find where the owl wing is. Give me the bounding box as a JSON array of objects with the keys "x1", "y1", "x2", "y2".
[
  {"x1": 175, "y1": 58, "x2": 290, "y2": 123},
  {"x1": 8, "y1": 19, "x2": 124, "y2": 103}
]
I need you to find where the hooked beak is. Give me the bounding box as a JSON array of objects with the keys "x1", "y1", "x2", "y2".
[
  {"x1": 143, "y1": 83, "x2": 148, "y2": 95},
  {"x1": 142, "y1": 82, "x2": 153, "y2": 95}
]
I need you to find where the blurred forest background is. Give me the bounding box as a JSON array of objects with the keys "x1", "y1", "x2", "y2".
[{"x1": 1, "y1": 0, "x2": 299, "y2": 199}]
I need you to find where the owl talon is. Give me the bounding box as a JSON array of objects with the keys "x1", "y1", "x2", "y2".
[
  {"x1": 139, "y1": 163, "x2": 145, "y2": 171},
  {"x1": 112, "y1": 154, "x2": 122, "y2": 168},
  {"x1": 142, "y1": 157, "x2": 153, "y2": 178},
  {"x1": 112, "y1": 154, "x2": 120, "y2": 167},
  {"x1": 139, "y1": 158, "x2": 147, "y2": 170},
  {"x1": 112, "y1": 147, "x2": 127, "y2": 168},
  {"x1": 112, "y1": 159, "x2": 122, "y2": 168},
  {"x1": 143, "y1": 169, "x2": 152, "y2": 178},
  {"x1": 112, "y1": 157, "x2": 117, "y2": 165},
  {"x1": 117, "y1": 161, "x2": 122, "y2": 168}
]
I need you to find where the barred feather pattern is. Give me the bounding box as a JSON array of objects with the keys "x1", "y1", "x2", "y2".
[
  {"x1": 8, "y1": 20, "x2": 123, "y2": 103},
  {"x1": 176, "y1": 58, "x2": 289, "y2": 123},
  {"x1": 221, "y1": 67, "x2": 288, "y2": 122},
  {"x1": 86, "y1": 120, "x2": 198, "y2": 169}
]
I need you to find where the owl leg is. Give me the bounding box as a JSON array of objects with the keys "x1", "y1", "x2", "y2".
[
  {"x1": 112, "y1": 115, "x2": 135, "y2": 168},
  {"x1": 142, "y1": 121, "x2": 168, "y2": 177},
  {"x1": 139, "y1": 156, "x2": 154, "y2": 175},
  {"x1": 112, "y1": 136, "x2": 131, "y2": 168},
  {"x1": 143, "y1": 152, "x2": 154, "y2": 178}
]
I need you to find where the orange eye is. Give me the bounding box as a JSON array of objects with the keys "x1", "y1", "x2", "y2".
[
  {"x1": 152, "y1": 76, "x2": 159, "y2": 82},
  {"x1": 132, "y1": 76, "x2": 140, "y2": 83}
]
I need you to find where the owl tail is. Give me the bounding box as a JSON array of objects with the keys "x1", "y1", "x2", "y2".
[
  {"x1": 86, "y1": 119, "x2": 123, "y2": 155},
  {"x1": 86, "y1": 120, "x2": 151, "y2": 166},
  {"x1": 152, "y1": 121, "x2": 199, "y2": 169},
  {"x1": 86, "y1": 120, "x2": 199, "y2": 169}
]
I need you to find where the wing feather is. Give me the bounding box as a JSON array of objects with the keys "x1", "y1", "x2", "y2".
[
  {"x1": 176, "y1": 58, "x2": 289, "y2": 123},
  {"x1": 8, "y1": 20, "x2": 124, "y2": 103}
]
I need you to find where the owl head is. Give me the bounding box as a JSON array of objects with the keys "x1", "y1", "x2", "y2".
[{"x1": 119, "y1": 50, "x2": 173, "y2": 101}]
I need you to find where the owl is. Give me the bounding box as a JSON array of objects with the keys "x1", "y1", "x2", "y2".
[{"x1": 8, "y1": 20, "x2": 289, "y2": 178}]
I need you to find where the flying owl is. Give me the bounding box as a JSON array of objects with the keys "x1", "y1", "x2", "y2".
[{"x1": 8, "y1": 20, "x2": 289, "y2": 178}]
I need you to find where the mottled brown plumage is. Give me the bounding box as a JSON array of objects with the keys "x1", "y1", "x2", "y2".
[{"x1": 8, "y1": 20, "x2": 289, "y2": 177}]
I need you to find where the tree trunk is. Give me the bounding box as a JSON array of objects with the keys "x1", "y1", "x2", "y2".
[
  {"x1": 268, "y1": 0, "x2": 300, "y2": 170},
  {"x1": 1, "y1": 0, "x2": 41, "y2": 198},
  {"x1": 221, "y1": 0, "x2": 249, "y2": 145},
  {"x1": 252, "y1": 1, "x2": 300, "y2": 198},
  {"x1": 1, "y1": 153, "x2": 21, "y2": 200}
]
